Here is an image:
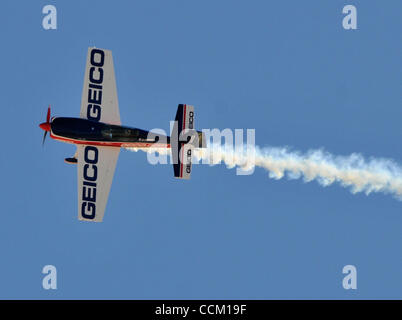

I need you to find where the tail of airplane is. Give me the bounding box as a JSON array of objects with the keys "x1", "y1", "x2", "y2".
[{"x1": 172, "y1": 104, "x2": 205, "y2": 179}]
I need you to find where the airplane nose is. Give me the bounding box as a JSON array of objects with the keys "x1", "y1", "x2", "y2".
[{"x1": 39, "y1": 122, "x2": 51, "y2": 131}]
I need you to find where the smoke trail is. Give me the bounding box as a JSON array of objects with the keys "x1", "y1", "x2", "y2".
[{"x1": 126, "y1": 145, "x2": 402, "y2": 200}]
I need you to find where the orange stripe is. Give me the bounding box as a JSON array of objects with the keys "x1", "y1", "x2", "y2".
[{"x1": 50, "y1": 132, "x2": 171, "y2": 148}]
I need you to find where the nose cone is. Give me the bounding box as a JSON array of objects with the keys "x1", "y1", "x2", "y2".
[{"x1": 39, "y1": 122, "x2": 51, "y2": 132}]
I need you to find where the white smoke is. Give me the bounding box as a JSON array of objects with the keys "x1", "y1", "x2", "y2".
[{"x1": 126, "y1": 145, "x2": 402, "y2": 200}]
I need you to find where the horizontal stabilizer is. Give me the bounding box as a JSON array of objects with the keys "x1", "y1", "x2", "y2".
[{"x1": 172, "y1": 104, "x2": 197, "y2": 179}]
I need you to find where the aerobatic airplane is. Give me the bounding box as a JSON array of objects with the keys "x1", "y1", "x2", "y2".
[{"x1": 39, "y1": 47, "x2": 205, "y2": 222}]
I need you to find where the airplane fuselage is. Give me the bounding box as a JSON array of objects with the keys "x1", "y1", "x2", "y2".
[{"x1": 49, "y1": 117, "x2": 171, "y2": 148}]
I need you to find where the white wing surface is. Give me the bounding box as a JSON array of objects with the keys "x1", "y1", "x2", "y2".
[
  {"x1": 80, "y1": 47, "x2": 121, "y2": 125},
  {"x1": 77, "y1": 145, "x2": 120, "y2": 222}
]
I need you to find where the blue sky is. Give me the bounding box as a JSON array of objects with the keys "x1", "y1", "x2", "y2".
[{"x1": 0, "y1": 0, "x2": 401, "y2": 299}]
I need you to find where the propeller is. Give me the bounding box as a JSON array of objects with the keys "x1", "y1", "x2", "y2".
[{"x1": 39, "y1": 106, "x2": 51, "y2": 146}]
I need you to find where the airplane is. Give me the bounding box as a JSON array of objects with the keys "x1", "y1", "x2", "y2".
[{"x1": 39, "y1": 47, "x2": 205, "y2": 222}]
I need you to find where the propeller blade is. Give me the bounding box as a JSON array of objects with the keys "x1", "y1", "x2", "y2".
[
  {"x1": 42, "y1": 131, "x2": 48, "y2": 146},
  {"x1": 46, "y1": 106, "x2": 51, "y2": 123}
]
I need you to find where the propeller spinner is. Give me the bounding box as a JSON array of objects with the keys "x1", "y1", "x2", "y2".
[{"x1": 39, "y1": 106, "x2": 51, "y2": 146}]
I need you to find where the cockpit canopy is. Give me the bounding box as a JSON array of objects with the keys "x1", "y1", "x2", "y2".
[{"x1": 51, "y1": 117, "x2": 155, "y2": 142}]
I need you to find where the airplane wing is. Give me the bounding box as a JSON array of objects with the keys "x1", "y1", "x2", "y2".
[
  {"x1": 80, "y1": 47, "x2": 121, "y2": 125},
  {"x1": 77, "y1": 145, "x2": 120, "y2": 222}
]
